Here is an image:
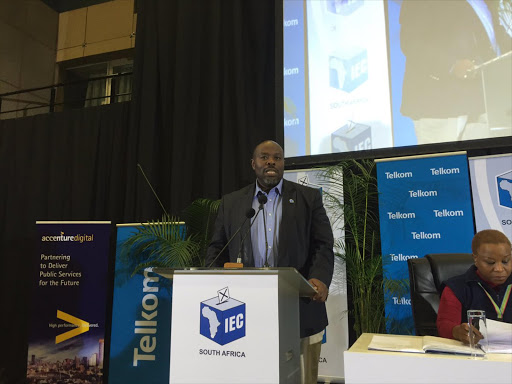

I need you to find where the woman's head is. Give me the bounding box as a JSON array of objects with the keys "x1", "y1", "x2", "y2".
[{"x1": 472, "y1": 230, "x2": 511, "y2": 285}]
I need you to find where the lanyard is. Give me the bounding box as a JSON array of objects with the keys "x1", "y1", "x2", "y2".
[{"x1": 478, "y1": 283, "x2": 512, "y2": 319}]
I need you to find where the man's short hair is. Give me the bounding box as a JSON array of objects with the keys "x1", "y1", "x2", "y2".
[
  {"x1": 471, "y1": 229, "x2": 511, "y2": 254},
  {"x1": 251, "y1": 140, "x2": 283, "y2": 159}
]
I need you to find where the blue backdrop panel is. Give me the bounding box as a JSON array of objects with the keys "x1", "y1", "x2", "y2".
[
  {"x1": 376, "y1": 153, "x2": 475, "y2": 334},
  {"x1": 108, "y1": 225, "x2": 173, "y2": 384}
]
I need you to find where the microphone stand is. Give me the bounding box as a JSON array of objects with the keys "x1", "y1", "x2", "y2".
[
  {"x1": 235, "y1": 205, "x2": 265, "y2": 265},
  {"x1": 263, "y1": 207, "x2": 269, "y2": 267},
  {"x1": 256, "y1": 192, "x2": 269, "y2": 268},
  {"x1": 207, "y1": 208, "x2": 255, "y2": 268},
  {"x1": 137, "y1": 163, "x2": 170, "y2": 216}
]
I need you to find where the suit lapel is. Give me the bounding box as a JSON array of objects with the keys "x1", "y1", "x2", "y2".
[
  {"x1": 278, "y1": 180, "x2": 297, "y2": 267},
  {"x1": 242, "y1": 184, "x2": 255, "y2": 266}
]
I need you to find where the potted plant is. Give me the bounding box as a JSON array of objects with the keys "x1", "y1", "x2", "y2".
[
  {"x1": 120, "y1": 198, "x2": 220, "y2": 274},
  {"x1": 319, "y1": 159, "x2": 407, "y2": 339}
]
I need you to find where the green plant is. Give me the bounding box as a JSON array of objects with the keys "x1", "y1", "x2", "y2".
[
  {"x1": 319, "y1": 159, "x2": 407, "y2": 337},
  {"x1": 182, "y1": 198, "x2": 221, "y2": 266},
  {"x1": 120, "y1": 198, "x2": 220, "y2": 274}
]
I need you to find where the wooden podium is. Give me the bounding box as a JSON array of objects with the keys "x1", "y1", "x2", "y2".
[{"x1": 155, "y1": 267, "x2": 316, "y2": 384}]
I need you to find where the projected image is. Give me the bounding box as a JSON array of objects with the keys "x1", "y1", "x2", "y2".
[
  {"x1": 283, "y1": 0, "x2": 512, "y2": 158},
  {"x1": 390, "y1": 0, "x2": 512, "y2": 146},
  {"x1": 283, "y1": 0, "x2": 308, "y2": 156},
  {"x1": 305, "y1": 0, "x2": 392, "y2": 156}
]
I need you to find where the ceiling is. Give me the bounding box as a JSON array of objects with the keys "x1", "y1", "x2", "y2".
[{"x1": 40, "y1": 0, "x2": 111, "y2": 13}]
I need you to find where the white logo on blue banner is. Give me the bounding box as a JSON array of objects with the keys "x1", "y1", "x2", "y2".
[
  {"x1": 376, "y1": 153, "x2": 475, "y2": 334},
  {"x1": 108, "y1": 224, "x2": 174, "y2": 384},
  {"x1": 469, "y1": 154, "x2": 512, "y2": 242}
]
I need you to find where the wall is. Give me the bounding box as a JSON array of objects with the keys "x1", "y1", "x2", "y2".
[
  {"x1": 0, "y1": 0, "x2": 58, "y2": 119},
  {"x1": 57, "y1": 0, "x2": 136, "y2": 62},
  {"x1": 0, "y1": 0, "x2": 135, "y2": 120}
]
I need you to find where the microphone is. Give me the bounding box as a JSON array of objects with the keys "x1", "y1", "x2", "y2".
[
  {"x1": 207, "y1": 208, "x2": 255, "y2": 268},
  {"x1": 257, "y1": 191, "x2": 268, "y2": 206},
  {"x1": 236, "y1": 194, "x2": 267, "y2": 264},
  {"x1": 256, "y1": 192, "x2": 270, "y2": 267}
]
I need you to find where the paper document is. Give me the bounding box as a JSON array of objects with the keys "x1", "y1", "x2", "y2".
[
  {"x1": 486, "y1": 319, "x2": 512, "y2": 354},
  {"x1": 368, "y1": 334, "x2": 483, "y2": 356}
]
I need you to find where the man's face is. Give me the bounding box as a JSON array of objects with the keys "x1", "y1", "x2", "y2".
[
  {"x1": 473, "y1": 242, "x2": 512, "y2": 285},
  {"x1": 251, "y1": 141, "x2": 284, "y2": 192}
]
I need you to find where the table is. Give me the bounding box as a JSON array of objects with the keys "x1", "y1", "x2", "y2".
[{"x1": 344, "y1": 333, "x2": 512, "y2": 384}]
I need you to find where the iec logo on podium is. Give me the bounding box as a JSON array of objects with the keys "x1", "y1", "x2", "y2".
[{"x1": 200, "y1": 287, "x2": 246, "y2": 346}]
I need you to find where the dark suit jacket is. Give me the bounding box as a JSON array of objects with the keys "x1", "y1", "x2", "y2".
[{"x1": 206, "y1": 179, "x2": 335, "y2": 338}]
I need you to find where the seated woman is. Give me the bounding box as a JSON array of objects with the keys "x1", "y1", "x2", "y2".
[{"x1": 437, "y1": 229, "x2": 511, "y2": 343}]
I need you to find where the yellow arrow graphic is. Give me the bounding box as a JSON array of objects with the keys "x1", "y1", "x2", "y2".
[{"x1": 55, "y1": 310, "x2": 90, "y2": 344}]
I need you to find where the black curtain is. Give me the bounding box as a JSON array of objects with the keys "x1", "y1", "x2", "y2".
[
  {"x1": 127, "y1": 0, "x2": 278, "y2": 219},
  {"x1": 0, "y1": 103, "x2": 133, "y2": 383},
  {"x1": 0, "y1": 0, "x2": 278, "y2": 382}
]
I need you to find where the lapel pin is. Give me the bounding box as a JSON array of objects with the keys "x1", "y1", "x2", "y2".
[{"x1": 289, "y1": 199, "x2": 295, "y2": 204}]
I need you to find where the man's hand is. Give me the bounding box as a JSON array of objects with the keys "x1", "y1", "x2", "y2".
[
  {"x1": 451, "y1": 59, "x2": 476, "y2": 79},
  {"x1": 309, "y1": 278, "x2": 328, "y2": 302},
  {"x1": 452, "y1": 323, "x2": 483, "y2": 344}
]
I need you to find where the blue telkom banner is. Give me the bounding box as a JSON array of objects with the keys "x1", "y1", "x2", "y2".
[
  {"x1": 376, "y1": 153, "x2": 475, "y2": 334},
  {"x1": 108, "y1": 224, "x2": 173, "y2": 384}
]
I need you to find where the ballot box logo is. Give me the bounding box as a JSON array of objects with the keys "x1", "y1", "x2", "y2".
[
  {"x1": 200, "y1": 287, "x2": 246, "y2": 346},
  {"x1": 326, "y1": 0, "x2": 364, "y2": 16},
  {"x1": 331, "y1": 121, "x2": 371, "y2": 153},
  {"x1": 328, "y1": 49, "x2": 368, "y2": 93},
  {"x1": 496, "y1": 170, "x2": 512, "y2": 209},
  {"x1": 298, "y1": 175, "x2": 309, "y2": 186}
]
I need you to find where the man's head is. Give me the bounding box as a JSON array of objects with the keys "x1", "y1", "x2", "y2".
[
  {"x1": 251, "y1": 140, "x2": 284, "y2": 193},
  {"x1": 471, "y1": 229, "x2": 511, "y2": 285}
]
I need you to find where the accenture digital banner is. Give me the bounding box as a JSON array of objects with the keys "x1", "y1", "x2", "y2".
[
  {"x1": 469, "y1": 154, "x2": 512, "y2": 242},
  {"x1": 108, "y1": 224, "x2": 173, "y2": 384},
  {"x1": 27, "y1": 221, "x2": 111, "y2": 384},
  {"x1": 376, "y1": 153, "x2": 475, "y2": 334}
]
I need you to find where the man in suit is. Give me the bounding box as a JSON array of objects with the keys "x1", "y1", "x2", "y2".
[{"x1": 206, "y1": 140, "x2": 334, "y2": 384}]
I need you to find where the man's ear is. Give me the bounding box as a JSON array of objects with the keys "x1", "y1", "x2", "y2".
[{"x1": 251, "y1": 159, "x2": 255, "y2": 170}]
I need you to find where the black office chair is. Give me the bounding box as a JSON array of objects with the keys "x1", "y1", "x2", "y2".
[{"x1": 407, "y1": 253, "x2": 474, "y2": 336}]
